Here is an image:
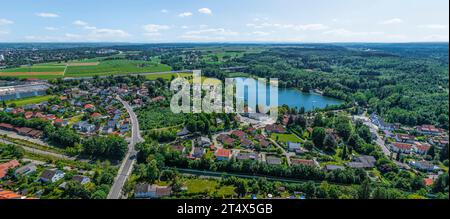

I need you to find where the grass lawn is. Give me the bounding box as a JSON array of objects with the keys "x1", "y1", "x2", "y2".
[
  {"x1": 65, "y1": 59, "x2": 172, "y2": 77},
  {"x1": 270, "y1": 133, "x2": 303, "y2": 144},
  {"x1": 185, "y1": 179, "x2": 218, "y2": 194},
  {"x1": 6, "y1": 95, "x2": 57, "y2": 107},
  {"x1": 185, "y1": 178, "x2": 236, "y2": 198}
]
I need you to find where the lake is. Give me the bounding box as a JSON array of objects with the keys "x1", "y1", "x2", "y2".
[{"x1": 234, "y1": 77, "x2": 344, "y2": 111}]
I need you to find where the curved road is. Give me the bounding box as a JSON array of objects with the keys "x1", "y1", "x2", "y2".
[{"x1": 107, "y1": 96, "x2": 144, "y2": 199}]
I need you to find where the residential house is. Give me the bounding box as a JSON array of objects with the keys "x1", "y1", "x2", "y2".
[
  {"x1": 265, "y1": 124, "x2": 286, "y2": 134},
  {"x1": 134, "y1": 183, "x2": 172, "y2": 199},
  {"x1": 413, "y1": 142, "x2": 432, "y2": 155},
  {"x1": 409, "y1": 160, "x2": 437, "y2": 172},
  {"x1": 257, "y1": 139, "x2": 269, "y2": 148},
  {"x1": 191, "y1": 147, "x2": 205, "y2": 159},
  {"x1": 0, "y1": 160, "x2": 20, "y2": 179},
  {"x1": 235, "y1": 152, "x2": 258, "y2": 161},
  {"x1": 231, "y1": 130, "x2": 247, "y2": 139},
  {"x1": 266, "y1": 156, "x2": 282, "y2": 165},
  {"x1": 240, "y1": 138, "x2": 254, "y2": 148},
  {"x1": 39, "y1": 169, "x2": 65, "y2": 183},
  {"x1": 416, "y1": 125, "x2": 443, "y2": 136},
  {"x1": 0, "y1": 190, "x2": 24, "y2": 199},
  {"x1": 346, "y1": 155, "x2": 376, "y2": 169},
  {"x1": 287, "y1": 142, "x2": 301, "y2": 152},
  {"x1": 215, "y1": 148, "x2": 232, "y2": 161},
  {"x1": 395, "y1": 134, "x2": 416, "y2": 143},
  {"x1": 14, "y1": 163, "x2": 37, "y2": 176},
  {"x1": 197, "y1": 137, "x2": 212, "y2": 147},
  {"x1": 291, "y1": 158, "x2": 319, "y2": 168},
  {"x1": 72, "y1": 175, "x2": 91, "y2": 185},
  {"x1": 324, "y1": 165, "x2": 345, "y2": 171},
  {"x1": 390, "y1": 142, "x2": 413, "y2": 154}
]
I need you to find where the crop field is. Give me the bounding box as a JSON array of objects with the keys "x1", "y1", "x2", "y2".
[
  {"x1": 64, "y1": 59, "x2": 172, "y2": 77},
  {"x1": 5, "y1": 95, "x2": 57, "y2": 107},
  {"x1": 0, "y1": 65, "x2": 66, "y2": 79}
]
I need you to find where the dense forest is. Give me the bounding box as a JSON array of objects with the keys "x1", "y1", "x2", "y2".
[{"x1": 157, "y1": 43, "x2": 449, "y2": 129}]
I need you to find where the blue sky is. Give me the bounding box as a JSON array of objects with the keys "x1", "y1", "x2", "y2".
[{"x1": 0, "y1": 0, "x2": 448, "y2": 43}]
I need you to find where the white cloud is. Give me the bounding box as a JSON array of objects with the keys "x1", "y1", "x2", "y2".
[
  {"x1": 36, "y1": 12, "x2": 60, "y2": 18},
  {"x1": 380, "y1": 18, "x2": 403, "y2": 25},
  {"x1": 161, "y1": 9, "x2": 169, "y2": 13},
  {"x1": 185, "y1": 28, "x2": 239, "y2": 36},
  {"x1": 246, "y1": 22, "x2": 328, "y2": 31},
  {"x1": 0, "y1": 18, "x2": 14, "y2": 25},
  {"x1": 423, "y1": 34, "x2": 449, "y2": 42},
  {"x1": 89, "y1": 28, "x2": 130, "y2": 38},
  {"x1": 73, "y1": 20, "x2": 96, "y2": 30},
  {"x1": 143, "y1": 24, "x2": 170, "y2": 33},
  {"x1": 295, "y1": 24, "x2": 329, "y2": 31},
  {"x1": 323, "y1": 28, "x2": 384, "y2": 37},
  {"x1": 45, "y1": 27, "x2": 58, "y2": 31},
  {"x1": 252, "y1": 31, "x2": 270, "y2": 36},
  {"x1": 181, "y1": 25, "x2": 189, "y2": 29},
  {"x1": 0, "y1": 30, "x2": 10, "y2": 35},
  {"x1": 198, "y1": 8, "x2": 212, "y2": 15},
  {"x1": 418, "y1": 24, "x2": 449, "y2": 30},
  {"x1": 178, "y1": 12, "x2": 193, "y2": 17},
  {"x1": 70, "y1": 20, "x2": 130, "y2": 40}
]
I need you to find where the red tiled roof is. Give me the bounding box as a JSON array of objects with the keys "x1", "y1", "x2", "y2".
[
  {"x1": 0, "y1": 160, "x2": 20, "y2": 179},
  {"x1": 84, "y1": 104, "x2": 94, "y2": 109},
  {"x1": 0, "y1": 190, "x2": 23, "y2": 199},
  {"x1": 392, "y1": 142, "x2": 413, "y2": 150},
  {"x1": 423, "y1": 178, "x2": 433, "y2": 186},
  {"x1": 215, "y1": 148, "x2": 231, "y2": 158},
  {"x1": 291, "y1": 159, "x2": 316, "y2": 167},
  {"x1": 231, "y1": 130, "x2": 246, "y2": 138}
]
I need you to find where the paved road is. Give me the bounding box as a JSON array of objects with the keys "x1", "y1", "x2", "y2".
[
  {"x1": 63, "y1": 70, "x2": 193, "y2": 81},
  {"x1": 352, "y1": 115, "x2": 391, "y2": 157},
  {"x1": 107, "y1": 96, "x2": 143, "y2": 199}
]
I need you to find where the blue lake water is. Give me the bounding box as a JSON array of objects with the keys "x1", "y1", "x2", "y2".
[{"x1": 235, "y1": 77, "x2": 344, "y2": 111}]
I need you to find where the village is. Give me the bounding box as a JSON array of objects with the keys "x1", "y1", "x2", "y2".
[{"x1": 0, "y1": 74, "x2": 448, "y2": 199}]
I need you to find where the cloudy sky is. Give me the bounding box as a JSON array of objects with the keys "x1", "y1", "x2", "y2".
[{"x1": 0, "y1": 0, "x2": 448, "y2": 43}]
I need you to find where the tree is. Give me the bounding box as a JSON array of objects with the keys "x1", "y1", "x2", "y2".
[
  {"x1": 427, "y1": 145, "x2": 436, "y2": 158},
  {"x1": 358, "y1": 179, "x2": 371, "y2": 199},
  {"x1": 335, "y1": 116, "x2": 352, "y2": 141},
  {"x1": 313, "y1": 113, "x2": 324, "y2": 127},
  {"x1": 440, "y1": 144, "x2": 449, "y2": 162},
  {"x1": 312, "y1": 127, "x2": 326, "y2": 148},
  {"x1": 323, "y1": 134, "x2": 337, "y2": 151},
  {"x1": 146, "y1": 159, "x2": 160, "y2": 183}
]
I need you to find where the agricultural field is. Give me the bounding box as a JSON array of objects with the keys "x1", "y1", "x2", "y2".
[
  {"x1": 5, "y1": 95, "x2": 57, "y2": 107},
  {"x1": 64, "y1": 59, "x2": 172, "y2": 77},
  {"x1": 0, "y1": 64, "x2": 66, "y2": 79}
]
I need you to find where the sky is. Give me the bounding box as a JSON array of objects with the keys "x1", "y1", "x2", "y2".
[{"x1": 0, "y1": 0, "x2": 448, "y2": 43}]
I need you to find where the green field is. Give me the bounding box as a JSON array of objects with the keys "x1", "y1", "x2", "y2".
[
  {"x1": 270, "y1": 133, "x2": 303, "y2": 144},
  {"x1": 185, "y1": 179, "x2": 236, "y2": 197},
  {"x1": 145, "y1": 72, "x2": 191, "y2": 80},
  {"x1": 5, "y1": 95, "x2": 57, "y2": 107},
  {"x1": 65, "y1": 59, "x2": 172, "y2": 77},
  {"x1": 0, "y1": 64, "x2": 66, "y2": 79}
]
